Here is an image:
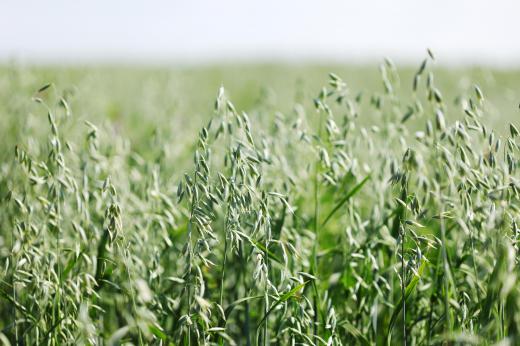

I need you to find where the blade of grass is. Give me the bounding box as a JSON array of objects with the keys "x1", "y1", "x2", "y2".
[
  {"x1": 256, "y1": 281, "x2": 308, "y2": 330},
  {"x1": 321, "y1": 175, "x2": 370, "y2": 227},
  {"x1": 386, "y1": 260, "x2": 428, "y2": 344}
]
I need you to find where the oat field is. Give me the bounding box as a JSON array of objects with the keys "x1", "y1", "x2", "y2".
[{"x1": 1, "y1": 57, "x2": 520, "y2": 345}]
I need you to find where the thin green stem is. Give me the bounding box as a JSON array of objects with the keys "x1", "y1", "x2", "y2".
[
  {"x1": 401, "y1": 227, "x2": 406, "y2": 346},
  {"x1": 263, "y1": 237, "x2": 269, "y2": 345},
  {"x1": 219, "y1": 233, "x2": 229, "y2": 308},
  {"x1": 311, "y1": 107, "x2": 324, "y2": 340}
]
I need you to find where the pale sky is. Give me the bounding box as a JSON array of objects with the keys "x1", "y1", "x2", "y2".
[{"x1": 1, "y1": 0, "x2": 519, "y2": 65}]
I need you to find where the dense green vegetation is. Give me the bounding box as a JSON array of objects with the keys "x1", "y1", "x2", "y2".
[{"x1": 1, "y1": 58, "x2": 520, "y2": 345}]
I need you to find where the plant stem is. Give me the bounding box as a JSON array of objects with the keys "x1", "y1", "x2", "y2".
[{"x1": 401, "y1": 226, "x2": 406, "y2": 346}]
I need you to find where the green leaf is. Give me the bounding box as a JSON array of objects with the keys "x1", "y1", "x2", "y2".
[
  {"x1": 386, "y1": 260, "x2": 428, "y2": 343},
  {"x1": 149, "y1": 324, "x2": 167, "y2": 340},
  {"x1": 61, "y1": 251, "x2": 84, "y2": 280},
  {"x1": 252, "y1": 241, "x2": 282, "y2": 264},
  {"x1": 322, "y1": 175, "x2": 370, "y2": 227},
  {"x1": 256, "y1": 281, "x2": 308, "y2": 330},
  {"x1": 225, "y1": 295, "x2": 263, "y2": 318}
]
